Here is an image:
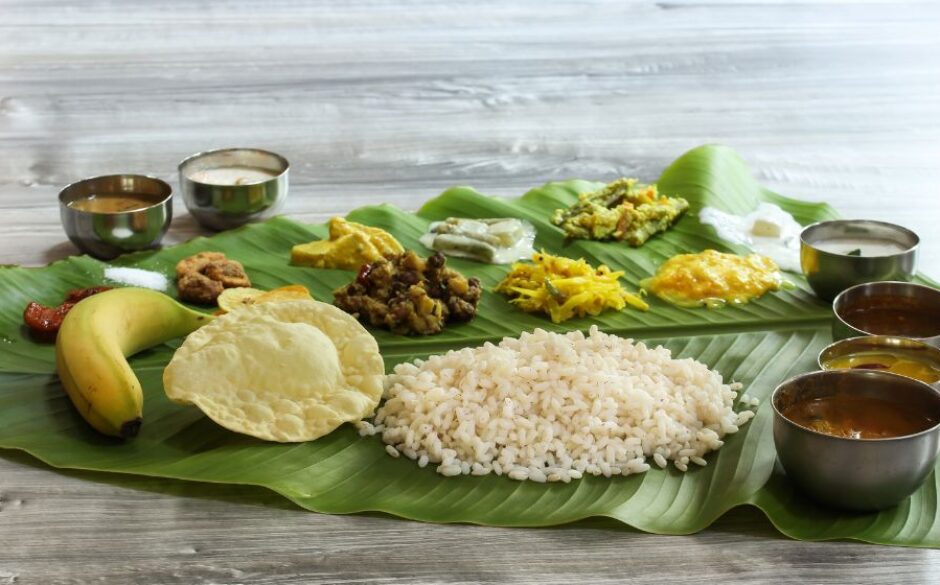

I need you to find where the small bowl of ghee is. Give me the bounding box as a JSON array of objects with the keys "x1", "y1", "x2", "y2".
[
  {"x1": 818, "y1": 335, "x2": 940, "y2": 388},
  {"x1": 59, "y1": 174, "x2": 173, "y2": 259}
]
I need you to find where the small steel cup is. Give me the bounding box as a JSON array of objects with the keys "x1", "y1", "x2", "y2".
[
  {"x1": 818, "y1": 335, "x2": 940, "y2": 388},
  {"x1": 832, "y1": 281, "x2": 940, "y2": 348},
  {"x1": 178, "y1": 148, "x2": 289, "y2": 231},
  {"x1": 800, "y1": 219, "x2": 918, "y2": 301},
  {"x1": 58, "y1": 174, "x2": 173, "y2": 260},
  {"x1": 772, "y1": 369, "x2": 940, "y2": 511}
]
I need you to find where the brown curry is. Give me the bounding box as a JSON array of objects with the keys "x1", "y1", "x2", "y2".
[
  {"x1": 781, "y1": 393, "x2": 935, "y2": 439},
  {"x1": 842, "y1": 295, "x2": 940, "y2": 338}
]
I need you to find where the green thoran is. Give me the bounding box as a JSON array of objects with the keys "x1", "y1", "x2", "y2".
[{"x1": 550, "y1": 178, "x2": 689, "y2": 246}]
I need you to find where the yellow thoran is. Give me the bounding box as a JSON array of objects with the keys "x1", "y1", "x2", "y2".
[
  {"x1": 495, "y1": 251, "x2": 649, "y2": 323},
  {"x1": 290, "y1": 217, "x2": 404, "y2": 270}
]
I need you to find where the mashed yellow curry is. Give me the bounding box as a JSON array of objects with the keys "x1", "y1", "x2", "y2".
[{"x1": 640, "y1": 250, "x2": 785, "y2": 309}]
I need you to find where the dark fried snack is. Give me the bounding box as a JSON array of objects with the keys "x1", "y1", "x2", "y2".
[
  {"x1": 177, "y1": 272, "x2": 225, "y2": 305},
  {"x1": 23, "y1": 286, "x2": 113, "y2": 340},
  {"x1": 202, "y1": 260, "x2": 251, "y2": 288},
  {"x1": 175, "y1": 252, "x2": 252, "y2": 305},
  {"x1": 175, "y1": 251, "x2": 226, "y2": 279},
  {"x1": 333, "y1": 251, "x2": 482, "y2": 336}
]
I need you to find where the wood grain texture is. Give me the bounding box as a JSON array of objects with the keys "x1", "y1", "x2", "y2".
[{"x1": 2, "y1": 0, "x2": 940, "y2": 583}]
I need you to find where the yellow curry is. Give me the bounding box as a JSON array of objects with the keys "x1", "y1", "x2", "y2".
[
  {"x1": 823, "y1": 351, "x2": 940, "y2": 385},
  {"x1": 640, "y1": 250, "x2": 785, "y2": 309},
  {"x1": 291, "y1": 217, "x2": 403, "y2": 271}
]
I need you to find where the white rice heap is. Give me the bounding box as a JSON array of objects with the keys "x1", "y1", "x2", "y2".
[{"x1": 359, "y1": 326, "x2": 755, "y2": 483}]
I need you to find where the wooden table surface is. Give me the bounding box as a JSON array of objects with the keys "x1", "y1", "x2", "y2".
[{"x1": 3, "y1": 1, "x2": 940, "y2": 583}]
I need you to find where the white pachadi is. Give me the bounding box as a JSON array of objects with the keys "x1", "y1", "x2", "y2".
[{"x1": 163, "y1": 300, "x2": 384, "y2": 442}]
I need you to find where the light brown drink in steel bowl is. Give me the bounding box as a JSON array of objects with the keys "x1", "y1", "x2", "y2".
[{"x1": 58, "y1": 174, "x2": 173, "y2": 260}]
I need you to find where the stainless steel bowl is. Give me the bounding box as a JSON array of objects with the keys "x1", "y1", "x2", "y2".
[
  {"x1": 832, "y1": 281, "x2": 940, "y2": 348},
  {"x1": 772, "y1": 369, "x2": 940, "y2": 511},
  {"x1": 178, "y1": 148, "x2": 289, "y2": 231},
  {"x1": 818, "y1": 335, "x2": 940, "y2": 389},
  {"x1": 800, "y1": 219, "x2": 918, "y2": 301},
  {"x1": 58, "y1": 174, "x2": 173, "y2": 260}
]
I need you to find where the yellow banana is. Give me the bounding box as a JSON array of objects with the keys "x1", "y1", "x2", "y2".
[{"x1": 55, "y1": 287, "x2": 212, "y2": 438}]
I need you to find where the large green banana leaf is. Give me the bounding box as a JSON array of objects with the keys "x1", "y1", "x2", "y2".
[{"x1": 1, "y1": 145, "x2": 938, "y2": 547}]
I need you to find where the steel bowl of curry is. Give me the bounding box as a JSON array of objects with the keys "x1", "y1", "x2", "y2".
[
  {"x1": 819, "y1": 335, "x2": 940, "y2": 388},
  {"x1": 832, "y1": 281, "x2": 940, "y2": 349},
  {"x1": 772, "y1": 369, "x2": 940, "y2": 511},
  {"x1": 59, "y1": 174, "x2": 173, "y2": 260}
]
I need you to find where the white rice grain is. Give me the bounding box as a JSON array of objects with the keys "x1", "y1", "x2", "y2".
[{"x1": 365, "y1": 327, "x2": 752, "y2": 483}]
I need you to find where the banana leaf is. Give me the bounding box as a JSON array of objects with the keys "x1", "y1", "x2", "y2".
[{"x1": 1, "y1": 145, "x2": 938, "y2": 547}]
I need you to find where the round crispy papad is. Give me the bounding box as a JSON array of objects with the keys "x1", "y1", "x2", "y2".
[{"x1": 163, "y1": 300, "x2": 384, "y2": 442}]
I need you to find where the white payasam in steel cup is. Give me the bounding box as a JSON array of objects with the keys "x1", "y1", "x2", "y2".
[{"x1": 178, "y1": 147, "x2": 289, "y2": 231}]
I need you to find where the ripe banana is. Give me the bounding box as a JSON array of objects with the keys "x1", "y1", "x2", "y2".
[{"x1": 55, "y1": 287, "x2": 212, "y2": 438}]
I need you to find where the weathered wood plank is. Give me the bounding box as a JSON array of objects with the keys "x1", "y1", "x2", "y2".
[{"x1": 2, "y1": 451, "x2": 939, "y2": 585}]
